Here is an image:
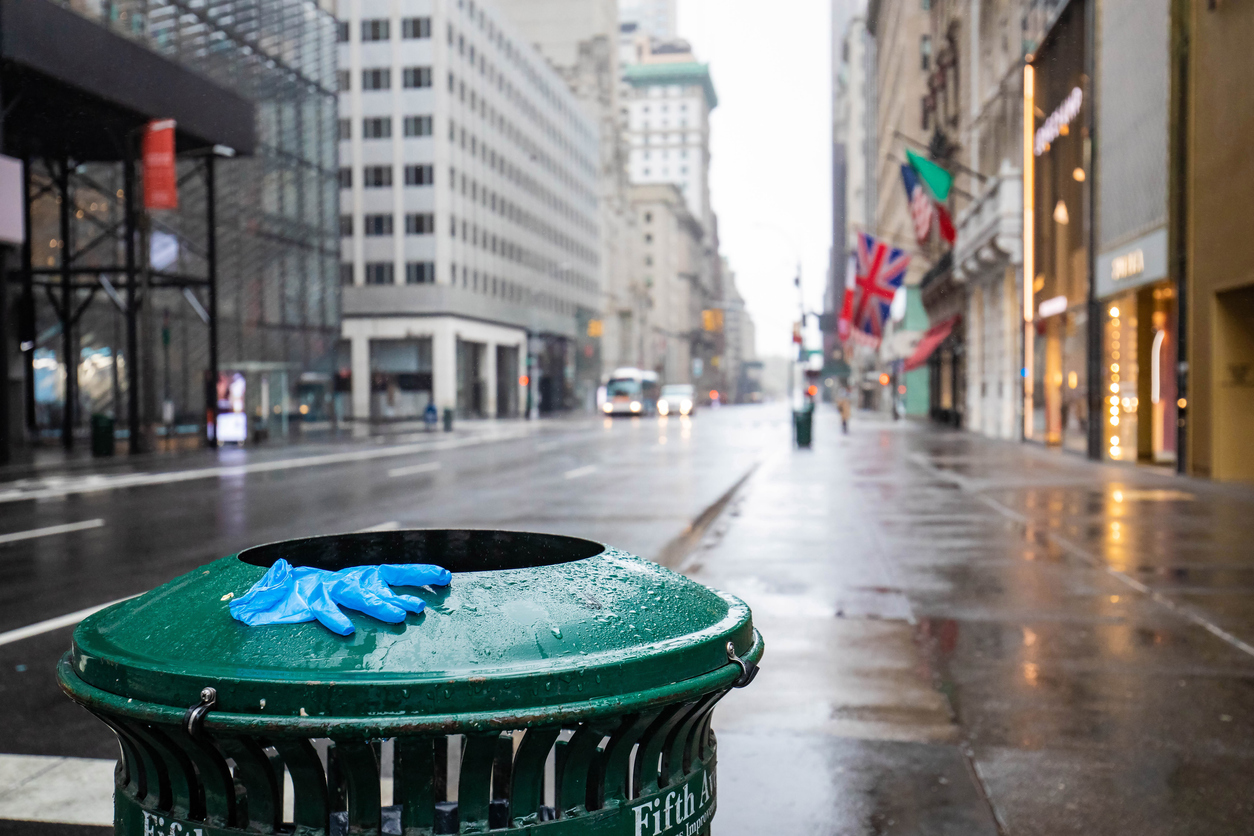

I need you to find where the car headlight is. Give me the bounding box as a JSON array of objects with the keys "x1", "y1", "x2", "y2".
[
  {"x1": 601, "y1": 402, "x2": 613, "y2": 413},
  {"x1": 680, "y1": 399, "x2": 692, "y2": 414},
  {"x1": 658, "y1": 400, "x2": 669, "y2": 415},
  {"x1": 630, "y1": 401, "x2": 642, "y2": 413}
]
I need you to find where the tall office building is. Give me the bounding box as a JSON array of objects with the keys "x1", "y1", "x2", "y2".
[
  {"x1": 622, "y1": 39, "x2": 716, "y2": 234},
  {"x1": 488, "y1": 0, "x2": 634, "y2": 385},
  {"x1": 336, "y1": 0, "x2": 602, "y2": 419}
]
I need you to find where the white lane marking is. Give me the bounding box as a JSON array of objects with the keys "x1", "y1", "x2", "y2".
[
  {"x1": 974, "y1": 492, "x2": 1254, "y2": 659},
  {"x1": 0, "y1": 519, "x2": 104, "y2": 546},
  {"x1": 387, "y1": 461, "x2": 442, "y2": 478},
  {"x1": 536, "y1": 441, "x2": 560, "y2": 452},
  {"x1": 0, "y1": 596, "x2": 136, "y2": 648},
  {"x1": 0, "y1": 754, "x2": 114, "y2": 825},
  {"x1": 564, "y1": 464, "x2": 597, "y2": 480},
  {"x1": 0, "y1": 427, "x2": 534, "y2": 505}
]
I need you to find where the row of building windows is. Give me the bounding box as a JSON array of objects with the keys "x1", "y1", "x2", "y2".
[
  {"x1": 340, "y1": 213, "x2": 435, "y2": 237},
  {"x1": 448, "y1": 116, "x2": 596, "y2": 242},
  {"x1": 339, "y1": 66, "x2": 433, "y2": 92},
  {"x1": 448, "y1": 1, "x2": 595, "y2": 162},
  {"x1": 448, "y1": 163, "x2": 596, "y2": 267},
  {"x1": 340, "y1": 115, "x2": 433, "y2": 140},
  {"x1": 451, "y1": 260, "x2": 576, "y2": 314},
  {"x1": 342, "y1": 261, "x2": 436, "y2": 286},
  {"x1": 338, "y1": 17, "x2": 431, "y2": 43},
  {"x1": 638, "y1": 150, "x2": 692, "y2": 160},
  {"x1": 345, "y1": 256, "x2": 574, "y2": 316},
  {"x1": 448, "y1": 213, "x2": 595, "y2": 294},
  {"x1": 447, "y1": 76, "x2": 595, "y2": 213},
  {"x1": 339, "y1": 164, "x2": 434, "y2": 188}
]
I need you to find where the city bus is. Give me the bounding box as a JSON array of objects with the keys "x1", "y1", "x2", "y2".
[{"x1": 601, "y1": 368, "x2": 660, "y2": 416}]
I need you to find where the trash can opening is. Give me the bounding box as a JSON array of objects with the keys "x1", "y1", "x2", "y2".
[{"x1": 238, "y1": 529, "x2": 606, "y2": 573}]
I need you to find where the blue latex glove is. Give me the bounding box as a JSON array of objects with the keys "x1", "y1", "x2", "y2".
[{"x1": 229, "y1": 559, "x2": 452, "y2": 636}]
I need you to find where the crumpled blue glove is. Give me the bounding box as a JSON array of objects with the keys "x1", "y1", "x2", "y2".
[{"x1": 229, "y1": 559, "x2": 452, "y2": 636}]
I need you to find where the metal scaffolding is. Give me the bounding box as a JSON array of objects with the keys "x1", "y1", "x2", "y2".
[{"x1": 0, "y1": 0, "x2": 339, "y2": 460}]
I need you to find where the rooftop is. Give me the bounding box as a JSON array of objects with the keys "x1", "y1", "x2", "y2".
[{"x1": 623, "y1": 61, "x2": 718, "y2": 110}]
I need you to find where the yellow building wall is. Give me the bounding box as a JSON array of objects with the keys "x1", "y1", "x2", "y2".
[{"x1": 1186, "y1": 1, "x2": 1254, "y2": 481}]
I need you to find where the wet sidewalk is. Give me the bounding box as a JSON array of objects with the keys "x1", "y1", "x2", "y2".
[{"x1": 694, "y1": 407, "x2": 1254, "y2": 835}]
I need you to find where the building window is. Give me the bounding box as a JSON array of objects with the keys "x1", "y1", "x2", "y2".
[
  {"x1": 406, "y1": 261, "x2": 435, "y2": 284},
  {"x1": 644, "y1": 233, "x2": 653, "y2": 243},
  {"x1": 363, "y1": 166, "x2": 392, "y2": 187},
  {"x1": 338, "y1": 167, "x2": 352, "y2": 189},
  {"x1": 362, "y1": 68, "x2": 391, "y2": 90},
  {"x1": 339, "y1": 263, "x2": 353, "y2": 285},
  {"x1": 365, "y1": 262, "x2": 395, "y2": 285},
  {"x1": 363, "y1": 214, "x2": 393, "y2": 236},
  {"x1": 362, "y1": 117, "x2": 392, "y2": 139},
  {"x1": 644, "y1": 255, "x2": 653, "y2": 266},
  {"x1": 403, "y1": 67, "x2": 433, "y2": 88},
  {"x1": 337, "y1": 21, "x2": 350, "y2": 43},
  {"x1": 404, "y1": 115, "x2": 433, "y2": 136},
  {"x1": 337, "y1": 70, "x2": 351, "y2": 92},
  {"x1": 339, "y1": 214, "x2": 353, "y2": 236},
  {"x1": 361, "y1": 19, "x2": 390, "y2": 41},
  {"x1": 644, "y1": 212, "x2": 652, "y2": 223},
  {"x1": 403, "y1": 17, "x2": 432, "y2": 39},
  {"x1": 406, "y1": 213, "x2": 435, "y2": 234},
  {"x1": 405, "y1": 164, "x2": 434, "y2": 185},
  {"x1": 338, "y1": 119, "x2": 351, "y2": 140},
  {"x1": 921, "y1": 35, "x2": 932, "y2": 70},
  {"x1": 922, "y1": 0, "x2": 931, "y2": 8}
]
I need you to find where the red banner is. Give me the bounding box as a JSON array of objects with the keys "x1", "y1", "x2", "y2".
[{"x1": 143, "y1": 119, "x2": 178, "y2": 211}]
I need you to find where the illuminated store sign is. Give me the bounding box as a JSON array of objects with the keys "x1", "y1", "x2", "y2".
[
  {"x1": 1034, "y1": 87, "x2": 1083, "y2": 156},
  {"x1": 1111, "y1": 249, "x2": 1145, "y2": 281},
  {"x1": 1037, "y1": 295, "x2": 1069, "y2": 319}
]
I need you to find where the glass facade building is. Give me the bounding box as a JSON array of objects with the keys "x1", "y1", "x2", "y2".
[{"x1": 24, "y1": 0, "x2": 339, "y2": 444}]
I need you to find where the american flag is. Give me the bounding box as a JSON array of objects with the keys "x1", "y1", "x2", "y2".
[
  {"x1": 839, "y1": 231, "x2": 910, "y2": 348},
  {"x1": 901, "y1": 164, "x2": 934, "y2": 245}
]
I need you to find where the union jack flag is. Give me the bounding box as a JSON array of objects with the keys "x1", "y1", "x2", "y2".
[{"x1": 839, "y1": 232, "x2": 910, "y2": 348}]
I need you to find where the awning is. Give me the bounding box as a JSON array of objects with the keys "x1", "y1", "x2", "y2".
[{"x1": 903, "y1": 315, "x2": 960, "y2": 372}]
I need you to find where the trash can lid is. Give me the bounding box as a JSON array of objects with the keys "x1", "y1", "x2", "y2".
[{"x1": 67, "y1": 530, "x2": 759, "y2": 730}]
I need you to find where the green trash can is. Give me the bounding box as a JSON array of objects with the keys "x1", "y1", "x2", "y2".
[
  {"x1": 443, "y1": 408, "x2": 455, "y2": 432},
  {"x1": 91, "y1": 413, "x2": 116, "y2": 457},
  {"x1": 793, "y1": 407, "x2": 813, "y2": 448},
  {"x1": 58, "y1": 530, "x2": 762, "y2": 836}
]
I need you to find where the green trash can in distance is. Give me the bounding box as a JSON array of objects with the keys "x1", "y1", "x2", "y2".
[
  {"x1": 91, "y1": 413, "x2": 115, "y2": 457},
  {"x1": 58, "y1": 530, "x2": 762, "y2": 836},
  {"x1": 793, "y1": 407, "x2": 813, "y2": 448}
]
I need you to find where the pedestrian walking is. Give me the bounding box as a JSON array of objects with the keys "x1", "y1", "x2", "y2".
[{"x1": 836, "y1": 386, "x2": 852, "y2": 434}]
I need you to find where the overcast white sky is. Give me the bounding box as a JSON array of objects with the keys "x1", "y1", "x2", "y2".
[{"x1": 677, "y1": 0, "x2": 843, "y2": 359}]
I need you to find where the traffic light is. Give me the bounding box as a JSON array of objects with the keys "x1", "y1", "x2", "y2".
[{"x1": 702, "y1": 309, "x2": 724, "y2": 332}]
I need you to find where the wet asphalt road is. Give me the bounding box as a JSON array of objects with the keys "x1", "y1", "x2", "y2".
[
  {"x1": 0, "y1": 411, "x2": 764, "y2": 767},
  {"x1": 4, "y1": 403, "x2": 1254, "y2": 834}
]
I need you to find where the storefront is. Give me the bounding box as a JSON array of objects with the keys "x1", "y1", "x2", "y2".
[
  {"x1": 1092, "y1": 0, "x2": 1178, "y2": 466},
  {"x1": 1025, "y1": 0, "x2": 1091, "y2": 454},
  {"x1": 1097, "y1": 238, "x2": 1178, "y2": 464}
]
